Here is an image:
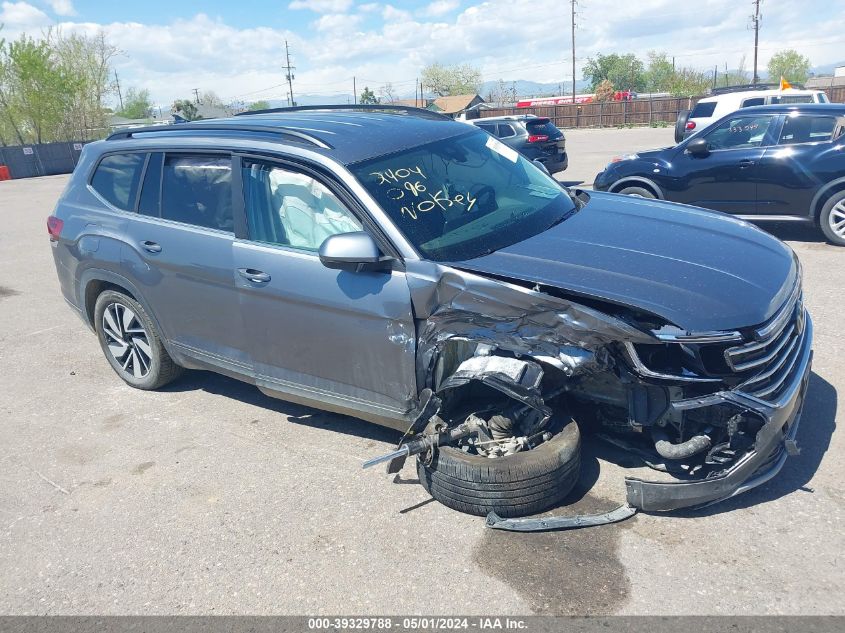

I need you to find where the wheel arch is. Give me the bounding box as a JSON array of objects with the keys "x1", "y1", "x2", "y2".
[
  {"x1": 78, "y1": 269, "x2": 165, "y2": 342},
  {"x1": 809, "y1": 177, "x2": 845, "y2": 222},
  {"x1": 608, "y1": 177, "x2": 665, "y2": 199}
]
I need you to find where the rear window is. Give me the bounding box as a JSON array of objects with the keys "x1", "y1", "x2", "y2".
[
  {"x1": 160, "y1": 154, "x2": 234, "y2": 232},
  {"x1": 690, "y1": 102, "x2": 717, "y2": 119},
  {"x1": 525, "y1": 119, "x2": 561, "y2": 137},
  {"x1": 770, "y1": 95, "x2": 814, "y2": 104},
  {"x1": 90, "y1": 153, "x2": 145, "y2": 211}
]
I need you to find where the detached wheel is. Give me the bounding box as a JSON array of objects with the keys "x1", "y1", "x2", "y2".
[
  {"x1": 93, "y1": 290, "x2": 183, "y2": 390},
  {"x1": 617, "y1": 186, "x2": 656, "y2": 199},
  {"x1": 417, "y1": 414, "x2": 581, "y2": 518},
  {"x1": 819, "y1": 191, "x2": 845, "y2": 246},
  {"x1": 675, "y1": 109, "x2": 691, "y2": 143}
]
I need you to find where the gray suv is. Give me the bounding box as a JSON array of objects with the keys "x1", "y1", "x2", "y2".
[{"x1": 48, "y1": 106, "x2": 811, "y2": 523}]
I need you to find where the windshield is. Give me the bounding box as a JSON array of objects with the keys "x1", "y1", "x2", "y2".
[{"x1": 349, "y1": 130, "x2": 576, "y2": 261}]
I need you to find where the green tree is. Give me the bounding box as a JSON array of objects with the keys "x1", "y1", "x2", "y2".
[
  {"x1": 117, "y1": 87, "x2": 152, "y2": 119},
  {"x1": 359, "y1": 86, "x2": 379, "y2": 104},
  {"x1": 644, "y1": 51, "x2": 675, "y2": 91},
  {"x1": 421, "y1": 62, "x2": 482, "y2": 96},
  {"x1": 172, "y1": 99, "x2": 199, "y2": 121},
  {"x1": 768, "y1": 49, "x2": 811, "y2": 83},
  {"x1": 248, "y1": 100, "x2": 270, "y2": 111},
  {"x1": 666, "y1": 67, "x2": 711, "y2": 97},
  {"x1": 583, "y1": 53, "x2": 646, "y2": 91}
]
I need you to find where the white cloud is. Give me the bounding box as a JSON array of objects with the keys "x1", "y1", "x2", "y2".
[
  {"x1": 313, "y1": 13, "x2": 363, "y2": 32},
  {"x1": 358, "y1": 2, "x2": 380, "y2": 12},
  {"x1": 422, "y1": 0, "x2": 459, "y2": 17},
  {"x1": 288, "y1": 0, "x2": 353, "y2": 12},
  {"x1": 47, "y1": 0, "x2": 75, "y2": 16},
  {"x1": 0, "y1": 1, "x2": 50, "y2": 27},
  {"x1": 3, "y1": 1, "x2": 841, "y2": 107}
]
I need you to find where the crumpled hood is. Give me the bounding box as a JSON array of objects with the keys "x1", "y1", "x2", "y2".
[{"x1": 454, "y1": 191, "x2": 798, "y2": 332}]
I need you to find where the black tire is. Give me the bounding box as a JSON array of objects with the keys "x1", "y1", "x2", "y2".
[
  {"x1": 819, "y1": 190, "x2": 845, "y2": 247},
  {"x1": 417, "y1": 414, "x2": 581, "y2": 518},
  {"x1": 675, "y1": 109, "x2": 691, "y2": 143},
  {"x1": 93, "y1": 289, "x2": 183, "y2": 390},
  {"x1": 617, "y1": 185, "x2": 656, "y2": 199}
]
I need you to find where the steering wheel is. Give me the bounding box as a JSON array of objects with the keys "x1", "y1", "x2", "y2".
[{"x1": 468, "y1": 184, "x2": 496, "y2": 214}]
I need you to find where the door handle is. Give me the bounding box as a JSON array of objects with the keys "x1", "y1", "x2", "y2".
[
  {"x1": 140, "y1": 240, "x2": 162, "y2": 253},
  {"x1": 738, "y1": 159, "x2": 755, "y2": 169},
  {"x1": 237, "y1": 268, "x2": 271, "y2": 283}
]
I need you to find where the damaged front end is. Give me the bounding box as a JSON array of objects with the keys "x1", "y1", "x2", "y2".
[{"x1": 387, "y1": 260, "x2": 812, "y2": 514}]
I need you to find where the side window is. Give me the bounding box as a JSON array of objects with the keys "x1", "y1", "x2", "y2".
[
  {"x1": 138, "y1": 152, "x2": 163, "y2": 216},
  {"x1": 741, "y1": 97, "x2": 765, "y2": 107},
  {"x1": 90, "y1": 153, "x2": 145, "y2": 211},
  {"x1": 778, "y1": 116, "x2": 837, "y2": 145},
  {"x1": 497, "y1": 124, "x2": 516, "y2": 138},
  {"x1": 705, "y1": 115, "x2": 774, "y2": 150},
  {"x1": 476, "y1": 123, "x2": 497, "y2": 134},
  {"x1": 160, "y1": 154, "x2": 233, "y2": 232},
  {"x1": 241, "y1": 160, "x2": 362, "y2": 251}
]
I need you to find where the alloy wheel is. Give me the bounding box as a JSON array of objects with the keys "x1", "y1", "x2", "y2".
[
  {"x1": 829, "y1": 200, "x2": 845, "y2": 239},
  {"x1": 101, "y1": 302, "x2": 153, "y2": 379}
]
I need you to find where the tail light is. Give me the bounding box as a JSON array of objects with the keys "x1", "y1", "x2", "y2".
[
  {"x1": 685, "y1": 121, "x2": 696, "y2": 131},
  {"x1": 527, "y1": 134, "x2": 549, "y2": 143},
  {"x1": 47, "y1": 216, "x2": 64, "y2": 241}
]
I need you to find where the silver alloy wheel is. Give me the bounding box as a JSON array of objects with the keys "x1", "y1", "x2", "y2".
[
  {"x1": 829, "y1": 200, "x2": 845, "y2": 238},
  {"x1": 101, "y1": 302, "x2": 152, "y2": 379}
]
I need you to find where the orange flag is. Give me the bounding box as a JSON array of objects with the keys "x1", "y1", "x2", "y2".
[{"x1": 780, "y1": 76, "x2": 792, "y2": 90}]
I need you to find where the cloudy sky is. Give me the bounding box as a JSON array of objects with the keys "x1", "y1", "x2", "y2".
[{"x1": 1, "y1": 0, "x2": 843, "y2": 106}]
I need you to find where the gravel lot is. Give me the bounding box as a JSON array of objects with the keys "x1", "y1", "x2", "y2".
[{"x1": 0, "y1": 127, "x2": 842, "y2": 615}]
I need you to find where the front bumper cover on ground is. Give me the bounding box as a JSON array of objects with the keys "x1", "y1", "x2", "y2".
[{"x1": 625, "y1": 315, "x2": 813, "y2": 512}]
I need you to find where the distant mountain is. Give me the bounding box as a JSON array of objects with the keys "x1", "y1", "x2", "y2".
[
  {"x1": 809, "y1": 61, "x2": 845, "y2": 77},
  {"x1": 478, "y1": 79, "x2": 590, "y2": 98}
]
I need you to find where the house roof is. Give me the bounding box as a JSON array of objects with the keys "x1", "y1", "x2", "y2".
[
  {"x1": 433, "y1": 94, "x2": 483, "y2": 114},
  {"x1": 806, "y1": 76, "x2": 845, "y2": 89}
]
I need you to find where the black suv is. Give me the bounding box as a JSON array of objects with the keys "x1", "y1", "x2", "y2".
[
  {"x1": 595, "y1": 104, "x2": 845, "y2": 245},
  {"x1": 469, "y1": 115, "x2": 568, "y2": 173}
]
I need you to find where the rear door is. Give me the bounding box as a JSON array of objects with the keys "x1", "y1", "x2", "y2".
[
  {"x1": 756, "y1": 114, "x2": 841, "y2": 216},
  {"x1": 121, "y1": 151, "x2": 249, "y2": 371},
  {"x1": 524, "y1": 118, "x2": 565, "y2": 164},
  {"x1": 670, "y1": 113, "x2": 778, "y2": 214},
  {"x1": 232, "y1": 156, "x2": 417, "y2": 422}
]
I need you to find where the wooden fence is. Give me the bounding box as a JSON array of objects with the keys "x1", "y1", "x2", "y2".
[{"x1": 478, "y1": 86, "x2": 844, "y2": 129}]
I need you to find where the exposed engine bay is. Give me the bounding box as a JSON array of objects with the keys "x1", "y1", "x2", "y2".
[{"x1": 364, "y1": 260, "x2": 812, "y2": 529}]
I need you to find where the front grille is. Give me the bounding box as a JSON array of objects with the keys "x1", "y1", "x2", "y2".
[{"x1": 726, "y1": 285, "x2": 807, "y2": 402}]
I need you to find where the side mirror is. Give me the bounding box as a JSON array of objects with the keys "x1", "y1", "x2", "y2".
[
  {"x1": 686, "y1": 137, "x2": 710, "y2": 157},
  {"x1": 533, "y1": 159, "x2": 551, "y2": 175},
  {"x1": 319, "y1": 232, "x2": 390, "y2": 273}
]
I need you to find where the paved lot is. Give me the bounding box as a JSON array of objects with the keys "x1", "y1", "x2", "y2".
[{"x1": 0, "y1": 128, "x2": 843, "y2": 615}]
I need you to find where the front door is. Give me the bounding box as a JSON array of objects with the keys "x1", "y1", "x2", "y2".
[
  {"x1": 233, "y1": 157, "x2": 417, "y2": 423},
  {"x1": 671, "y1": 113, "x2": 778, "y2": 214}
]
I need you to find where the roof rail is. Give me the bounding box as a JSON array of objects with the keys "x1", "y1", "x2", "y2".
[
  {"x1": 235, "y1": 104, "x2": 452, "y2": 121},
  {"x1": 106, "y1": 122, "x2": 332, "y2": 149},
  {"x1": 709, "y1": 82, "x2": 806, "y2": 95}
]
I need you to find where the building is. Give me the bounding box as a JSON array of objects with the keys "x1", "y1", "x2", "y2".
[{"x1": 432, "y1": 94, "x2": 485, "y2": 117}]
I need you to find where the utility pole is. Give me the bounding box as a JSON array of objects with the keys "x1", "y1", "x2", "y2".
[
  {"x1": 571, "y1": 0, "x2": 577, "y2": 101},
  {"x1": 415, "y1": 77, "x2": 418, "y2": 107},
  {"x1": 192, "y1": 88, "x2": 200, "y2": 103},
  {"x1": 353, "y1": 76, "x2": 357, "y2": 104},
  {"x1": 751, "y1": 0, "x2": 761, "y2": 83},
  {"x1": 284, "y1": 40, "x2": 296, "y2": 106},
  {"x1": 114, "y1": 70, "x2": 124, "y2": 111}
]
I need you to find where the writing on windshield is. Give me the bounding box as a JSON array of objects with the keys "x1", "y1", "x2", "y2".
[{"x1": 369, "y1": 165, "x2": 478, "y2": 220}]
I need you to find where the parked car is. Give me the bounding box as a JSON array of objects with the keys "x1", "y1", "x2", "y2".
[
  {"x1": 48, "y1": 105, "x2": 811, "y2": 523},
  {"x1": 597, "y1": 103, "x2": 845, "y2": 246},
  {"x1": 675, "y1": 84, "x2": 830, "y2": 142},
  {"x1": 467, "y1": 115, "x2": 568, "y2": 173}
]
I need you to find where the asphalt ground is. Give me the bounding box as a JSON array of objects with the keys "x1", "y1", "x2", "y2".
[{"x1": 0, "y1": 127, "x2": 842, "y2": 615}]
